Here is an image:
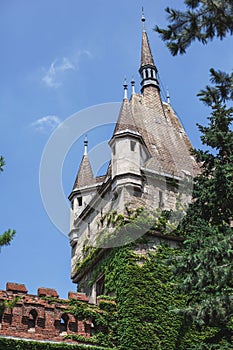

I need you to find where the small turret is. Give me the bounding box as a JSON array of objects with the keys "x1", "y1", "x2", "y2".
[
  {"x1": 69, "y1": 137, "x2": 96, "y2": 236},
  {"x1": 109, "y1": 80, "x2": 143, "y2": 192}
]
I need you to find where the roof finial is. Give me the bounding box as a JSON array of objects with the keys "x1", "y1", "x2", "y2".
[
  {"x1": 141, "y1": 7, "x2": 146, "y2": 32},
  {"x1": 84, "y1": 135, "x2": 88, "y2": 155},
  {"x1": 166, "y1": 88, "x2": 171, "y2": 105},
  {"x1": 131, "y1": 76, "x2": 135, "y2": 95},
  {"x1": 123, "y1": 78, "x2": 128, "y2": 100}
]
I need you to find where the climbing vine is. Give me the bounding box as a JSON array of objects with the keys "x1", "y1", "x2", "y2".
[{"x1": 0, "y1": 337, "x2": 114, "y2": 350}]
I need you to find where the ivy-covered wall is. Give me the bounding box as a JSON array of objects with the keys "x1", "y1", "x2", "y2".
[
  {"x1": 75, "y1": 240, "x2": 227, "y2": 350},
  {"x1": 77, "y1": 242, "x2": 182, "y2": 349}
]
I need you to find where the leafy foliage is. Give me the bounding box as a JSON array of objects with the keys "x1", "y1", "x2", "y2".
[
  {"x1": 0, "y1": 155, "x2": 15, "y2": 250},
  {"x1": 80, "y1": 244, "x2": 185, "y2": 350},
  {"x1": 0, "y1": 337, "x2": 113, "y2": 350},
  {"x1": 0, "y1": 296, "x2": 22, "y2": 316},
  {"x1": 155, "y1": 0, "x2": 233, "y2": 55}
]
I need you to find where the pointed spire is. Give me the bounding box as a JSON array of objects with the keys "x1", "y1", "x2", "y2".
[
  {"x1": 72, "y1": 138, "x2": 95, "y2": 190},
  {"x1": 123, "y1": 78, "x2": 128, "y2": 100},
  {"x1": 131, "y1": 76, "x2": 135, "y2": 95},
  {"x1": 112, "y1": 97, "x2": 138, "y2": 136},
  {"x1": 140, "y1": 9, "x2": 155, "y2": 68},
  {"x1": 84, "y1": 135, "x2": 88, "y2": 155},
  {"x1": 139, "y1": 9, "x2": 159, "y2": 93},
  {"x1": 167, "y1": 88, "x2": 171, "y2": 105}
]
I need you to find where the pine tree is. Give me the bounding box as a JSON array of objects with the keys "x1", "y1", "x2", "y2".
[
  {"x1": 0, "y1": 156, "x2": 15, "y2": 251},
  {"x1": 155, "y1": 0, "x2": 233, "y2": 55},
  {"x1": 174, "y1": 70, "x2": 233, "y2": 347},
  {"x1": 155, "y1": 3, "x2": 233, "y2": 347}
]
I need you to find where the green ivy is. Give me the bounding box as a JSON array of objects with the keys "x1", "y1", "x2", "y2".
[{"x1": 0, "y1": 337, "x2": 114, "y2": 350}]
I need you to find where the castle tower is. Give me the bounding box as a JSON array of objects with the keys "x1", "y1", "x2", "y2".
[{"x1": 69, "y1": 12, "x2": 199, "y2": 302}]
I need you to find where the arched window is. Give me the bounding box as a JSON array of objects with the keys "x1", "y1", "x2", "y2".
[
  {"x1": 28, "y1": 309, "x2": 37, "y2": 332},
  {"x1": 60, "y1": 314, "x2": 69, "y2": 334}
]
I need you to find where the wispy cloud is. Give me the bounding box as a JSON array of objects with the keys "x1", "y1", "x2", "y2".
[
  {"x1": 42, "y1": 57, "x2": 75, "y2": 88},
  {"x1": 41, "y1": 50, "x2": 92, "y2": 88},
  {"x1": 30, "y1": 115, "x2": 61, "y2": 133}
]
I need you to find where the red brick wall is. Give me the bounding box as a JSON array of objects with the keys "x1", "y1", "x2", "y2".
[{"x1": 0, "y1": 283, "x2": 90, "y2": 342}]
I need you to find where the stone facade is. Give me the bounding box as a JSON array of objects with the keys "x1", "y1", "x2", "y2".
[{"x1": 0, "y1": 282, "x2": 90, "y2": 342}]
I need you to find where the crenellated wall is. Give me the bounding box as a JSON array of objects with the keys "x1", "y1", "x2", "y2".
[{"x1": 0, "y1": 282, "x2": 91, "y2": 342}]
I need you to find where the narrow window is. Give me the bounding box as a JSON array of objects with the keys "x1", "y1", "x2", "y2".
[
  {"x1": 134, "y1": 187, "x2": 141, "y2": 198},
  {"x1": 112, "y1": 145, "x2": 116, "y2": 155},
  {"x1": 159, "y1": 191, "x2": 164, "y2": 208},
  {"x1": 71, "y1": 200, "x2": 74, "y2": 210},
  {"x1": 130, "y1": 141, "x2": 136, "y2": 152},
  {"x1": 87, "y1": 223, "x2": 91, "y2": 238},
  {"x1": 72, "y1": 243, "x2": 77, "y2": 258},
  {"x1": 77, "y1": 197, "x2": 82, "y2": 206},
  {"x1": 60, "y1": 314, "x2": 69, "y2": 334},
  {"x1": 28, "y1": 309, "x2": 37, "y2": 332},
  {"x1": 96, "y1": 274, "x2": 105, "y2": 300}
]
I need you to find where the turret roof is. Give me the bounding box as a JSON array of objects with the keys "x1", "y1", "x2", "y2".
[
  {"x1": 72, "y1": 154, "x2": 95, "y2": 190},
  {"x1": 113, "y1": 97, "x2": 139, "y2": 136}
]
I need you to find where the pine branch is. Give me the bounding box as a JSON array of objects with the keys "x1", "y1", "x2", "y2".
[
  {"x1": 0, "y1": 229, "x2": 16, "y2": 248},
  {"x1": 0, "y1": 156, "x2": 5, "y2": 172},
  {"x1": 155, "y1": 0, "x2": 233, "y2": 55}
]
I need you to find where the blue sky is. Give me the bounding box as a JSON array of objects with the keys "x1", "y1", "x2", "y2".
[{"x1": 0, "y1": 0, "x2": 232, "y2": 298}]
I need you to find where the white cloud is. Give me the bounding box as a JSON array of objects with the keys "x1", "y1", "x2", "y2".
[
  {"x1": 41, "y1": 50, "x2": 92, "y2": 88},
  {"x1": 30, "y1": 115, "x2": 61, "y2": 133},
  {"x1": 42, "y1": 57, "x2": 75, "y2": 88}
]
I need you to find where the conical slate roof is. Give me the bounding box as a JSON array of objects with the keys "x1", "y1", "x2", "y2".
[
  {"x1": 113, "y1": 97, "x2": 139, "y2": 136},
  {"x1": 72, "y1": 154, "x2": 95, "y2": 190},
  {"x1": 140, "y1": 31, "x2": 155, "y2": 67}
]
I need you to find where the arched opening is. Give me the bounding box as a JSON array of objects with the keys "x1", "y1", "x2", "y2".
[
  {"x1": 60, "y1": 313, "x2": 69, "y2": 335},
  {"x1": 28, "y1": 309, "x2": 37, "y2": 332}
]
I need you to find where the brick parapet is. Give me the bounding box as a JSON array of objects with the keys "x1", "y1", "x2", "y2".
[{"x1": 0, "y1": 283, "x2": 91, "y2": 342}]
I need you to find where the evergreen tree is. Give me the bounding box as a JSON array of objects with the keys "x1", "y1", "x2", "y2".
[
  {"x1": 156, "y1": 3, "x2": 233, "y2": 347},
  {"x1": 0, "y1": 156, "x2": 15, "y2": 250},
  {"x1": 155, "y1": 0, "x2": 233, "y2": 55},
  {"x1": 174, "y1": 70, "x2": 233, "y2": 347}
]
